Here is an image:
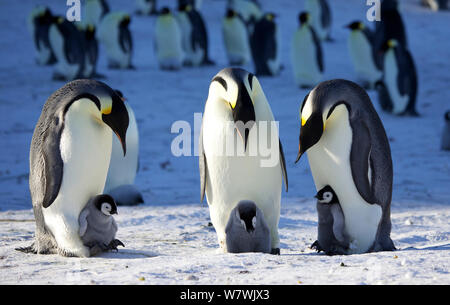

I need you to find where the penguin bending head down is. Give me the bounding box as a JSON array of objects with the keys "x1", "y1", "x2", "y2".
[
  {"x1": 79, "y1": 194, "x2": 124, "y2": 256},
  {"x1": 16, "y1": 79, "x2": 129, "y2": 257},
  {"x1": 200, "y1": 67, "x2": 288, "y2": 255},
  {"x1": 311, "y1": 185, "x2": 351, "y2": 255},
  {"x1": 225, "y1": 200, "x2": 271, "y2": 253},
  {"x1": 295, "y1": 79, "x2": 395, "y2": 254}
]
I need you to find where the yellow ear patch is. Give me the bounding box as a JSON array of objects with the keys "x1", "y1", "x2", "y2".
[
  {"x1": 301, "y1": 117, "x2": 306, "y2": 126},
  {"x1": 57, "y1": 17, "x2": 64, "y2": 24},
  {"x1": 102, "y1": 106, "x2": 112, "y2": 115}
]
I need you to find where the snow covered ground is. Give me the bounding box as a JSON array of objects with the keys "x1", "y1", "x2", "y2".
[{"x1": 0, "y1": 0, "x2": 449, "y2": 284}]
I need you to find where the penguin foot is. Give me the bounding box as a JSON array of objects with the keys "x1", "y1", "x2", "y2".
[
  {"x1": 15, "y1": 245, "x2": 37, "y2": 254},
  {"x1": 310, "y1": 240, "x2": 323, "y2": 252},
  {"x1": 107, "y1": 239, "x2": 125, "y2": 252},
  {"x1": 270, "y1": 248, "x2": 280, "y2": 255}
]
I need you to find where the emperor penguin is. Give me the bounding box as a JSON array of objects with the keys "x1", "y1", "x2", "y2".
[
  {"x1": 311, "y1": 185, "x2": 351, "y2": 255},
  {"x1": 376, "y1": 39, "x2": 418, "y2": 116},
  {"x1": 77, "y1": 24, "x2": 101, "y2": 79},
  {"x1": 48, "y1": 16, "x2": 85, "y2": 81},
  {"x1": 227, "y1": 0, "x2": 263, "y2": 34},
  {"x1": 250, "y1": 13, "x2": 281, "y2": 76},
  {"x1": 304, "y1": 0, "x2": 332, "y2": 41},
  {"x1": 97, "y1": 12, "x2": 134, "y2": 69},
  {"x1": 28, "y1": 6, "x2": 56, "y2": 66},
  {"x1": 222, "y1": 9, "x2": 251, "y2": 66},
  {"x1": 79, "y1": 194, "x2": 124, "y2": 255},
  {"x1": 421, "y1": 0, "x2": 448, "y2": 10},
  {"x1": 135, "y1": 0, "x2": 158, "y2": 15},
  {"x1": 373, "y1": 0, "x2": 407, "y2": 68},
  {"x1": 199, "y1": 68, "x2": 288, "y2": 254},
  {"x1": 441, "y1": 111, "x2": 450, "y2": 151},
  {"x1": 84, "y1": 0, "x2": 110, "y2": 26},
  {"x1": 225, "y1": 200, "x2": 271, "y2": 254},
  {"x1": 155, "y1": 7, "x2": 184, "y2": 70},
  {"x1": 345, "y1": 21, "x2": 382, "y2": 89},
  {"x1": 290, "y1": 12, "x2": 323, "y2": 89},
  {"x1": 17, "y1": 79, "x2": 129, "y2": 257},
  {"x1": 295, "y1": 79, "x2": 396, "y2": 254},
  {"x1": 104, "y1": 90, "x2": 143, "y2": 206}
]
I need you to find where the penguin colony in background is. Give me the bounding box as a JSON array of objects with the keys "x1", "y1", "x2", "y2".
[{"x1": 20, "y1": 0, "x2": 447, "y2": 257}]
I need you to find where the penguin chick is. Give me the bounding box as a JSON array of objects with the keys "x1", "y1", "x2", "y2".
[
  {"x1": 225, "y1": 200, "x2": 271, "y2": 254},
  {"x1": 79, "y1": 194, "x2": 125, "y2": 256},
  {"x1": 311, "y1": 185, "x2": 351, "y2": 255},
  {"x1": 441, "y1": 111, "x2": 450, "y2": 151}
]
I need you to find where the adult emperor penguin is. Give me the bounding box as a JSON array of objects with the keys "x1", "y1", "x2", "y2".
[
  {"x1": 104, "y1": 90, "x2": 143, "y2": 206},
  {"x1": 17, "y1": 79, "x2": 129, "y2": 257},
  {"x1": 290, "y1": 12, "x2": 323, "y2": 89},
  {"x1": 78, "y1": 24, "x2": 101, "y2": 78},
  {"x1": 373, "y1": 0, "x2": 407, "y2": 68},
  {"x1": 295, "y1": 79, "x2": 395, "y2": 254},
  {"x1": 79, "y1": 194, "x2": 124, "y2": 255},
  {"x1": 304, "y1": 0, "x2": 332, "y2": 41},
  {"x1": 97, "y1": 12, "x2": 134, "y2": 69},
  {"x1": 222, "y1": 9, "x2": 251, "y2": 66},
  {"x1": 85, "y1": 0, "x2": 110, "y2": 26},
  {"x1": 48, "y1": 17, "x2": 85, "y2": 81},
  {"x1": 376, "y1": 39, "x2": 418, "y2": 116},
  {"x1": 155, "y1": 7, "x2": 184, "y2": 70},
  {"x1": 441, "y1": 111, "x2": 450, "y2": 151},
  {"x1": 250, "y1": 13, "x2": 281, "y2": 76},
  {"x1": 199, "y1": 68, "x2": 288, "y2": 254},
  {"x1": 225, "y1": 200, "x2": 271, "y2": 253},
  {"x1": 28, "y1": 6, "x2": 56, "y2": 66},
  {"x1": 135, "y1": 0, "x2": 158, "y2": 15},
  {"x1": 311, "y1": 185, "x2": 351, "y2": 255},
  {"x1": 345, "y1": 21, "x2": 382, "y2": 89}
]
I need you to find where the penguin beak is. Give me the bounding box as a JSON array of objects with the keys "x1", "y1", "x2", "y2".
[
  {"x1": 295, "y1": 113, "x2": 324, "y2": 163},
  {"x1": 231, "y1": 83, "x2": 256, "y2": 151},
  {"x1": 102, "y1": 96, "x2": 129, "y2": 156}
]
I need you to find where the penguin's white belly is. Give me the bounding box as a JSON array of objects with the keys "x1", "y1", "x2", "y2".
[
  {"x1": 155, "y1": 21, "x2": 184, "y2": 67},
  {"x1": 83, "y1": 54, "x2": 94, "y2": 77},
  {"x1": 104, "y1": 103, "x2": 139, "y2": 192},
  {"x1": 37, "y1": 39, "x2": 52, "y2": 65},
  {"x1": 42, "y1": 101, "x2": 113, "y2": 255},
  {"x1": 348, "y1": 32, "x2": 381, "y2": 85},
  {"x1": 291, "y1": 29, "x2": 321, "y2": 86},
  {"x1": 267, "y1": 28, "x2": 281, "y2": 75},
  {"x1": 49, "y1": 25, "x2": 80, "y2": 80},
  {"x1": 97, "y1": 16, "x2": 130, "y2": 68},
  {"x1": 223, "y1": 20, "x2": 250, "y2": 65},
  {"x1": 307, "y1": 106, "x2": 382, "y2": 253},
  {"x1": 384, "y1": 50, "x2": 408, "y2": 114},
  {"x1": 203, "y1": 120, "x2": 282, "y2": 248}
]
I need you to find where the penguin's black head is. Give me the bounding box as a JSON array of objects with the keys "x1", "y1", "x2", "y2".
[
  {"x1": 315, "y1": 185, "x2": 339, "y2": 204},
  {"x1": 236, "y1": 201, "x2": 257, "y2": 233},
  {"x1": 226, "y1": 9, "x2": 237, "y2": 18},
  {"x1": 380, "y1": 39, "x2": 398, "y2": 53},
  {"x1": 345, "y1": 21, "x2": 364, "y2": 31},
  {"x1": 93, "y1": 194, "x2": 118, "y2": 215},
  {"x1": 160, "y1": 7, "x2": 171, "y2": 15},
  {"x1": 445, "y1": 111, "x2": 450, "y2": 121},
  {"x1": 178, "y1": 4, "x2": 192, "y2": 12},
  {"x1": 85, "y1": 24, "x2": 96, "y2": 40},
  {"x1": 265, "y1": 12, "x2": 276, "y2": 23},
  {"x1": 299, "y1": 12, "x2": 309, "y2": 25},
  {"x1": 120, "y1": 15, "x2": 131, "y2": 27}
]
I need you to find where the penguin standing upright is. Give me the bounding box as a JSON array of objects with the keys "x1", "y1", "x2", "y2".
[
  {"x1": 85, "y1": 0, "x2": 110, "y2": 26},
  {"x1": 222, "y1": 9, "x2": 251, "y2": 66},
  {"x1": 135, "y1": 0, "x2": 158, "y2": 15},
  {"x1": 28, "y1": 6, "x2": 56, "y2": 66},
  {"x1": 250, "y1": 13, "x2": 281, "y2": 76},
  {"x1": 48, "y1": 16, "x2": 85, "y2": 81},
  {"x1": 441, "y1": 111, "x2": 450, "y2": 151},
  {"x1": 304, "y1": 0, "x2": 332, "y2": 41},
  {"x1": 376, "y1": 39, "x2": 418, "y2": 116},
  {"x1": 104, "y1": 90, "x2": 143, "y2": 206},
  {"x1": 290, "y1": 12, "x2": 323, "y2": 88},
  {"x1": 295, "y1": 79, "x2": 395, "y2": 254},
  {"x1": 97, "y1": 12, "x2": 133, "y2": 69},
  {"x1": 345, "y1": 21, "x2": 382, "y2": 89},
  {"x1": 17, "y1": 79, "x2": 129, "y2": 257},
  {"x1": 200, "y1": 68, "x2": 288, "y2": 254},
  {"x1": 373, "y1": 0, "x2": 407, "y2": 67},
  {"x1": 78, "y1": 24, "x2": 101, "y2": 78},
  {"x1": 154, "y1": 7, "x2": 184, "y2": 70}
]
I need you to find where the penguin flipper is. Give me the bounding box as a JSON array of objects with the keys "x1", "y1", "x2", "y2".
[
  {"x1": 310, "y1": 27, "x2": 324, "y2": 73},
  {"x1": 349, "y1": 118, "x2": 377, "y2": 204},
  {"x1": 199, "y1": 121, "x2": 208, "y2": 204},
  {"x1": 78, "y1": 209, "x2": 89, "y2": 237},
  {"x1": 279, "y1": 140, "x2": 288, "y2": 192}
]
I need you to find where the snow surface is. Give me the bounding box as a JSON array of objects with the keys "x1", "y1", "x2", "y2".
[{"x1": 0, "y1": 0, "x2": 449, "y2": 285}]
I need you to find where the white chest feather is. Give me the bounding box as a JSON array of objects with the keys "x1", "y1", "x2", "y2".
[
  {"x1": 49, "y1": 25, "x2": 80, "y2": 79},
  {"x1": 306, "y1": 105, "x2": 382, "y2": 253},
  {"x1": 223, "y1": 18, "x2": 250, "y2": 64},
  {"x1": 291, "y1": 27, "x2": 321, "y2": 86},
  {"x1": 348, "y1": 32, "x2": 382, "y2": 84},
  {"x1": 155, "y1": 17, "x2": 184, "y2": 62},
  {"x1": 384, "y1": 49, "x2": 408, "y2": 114}
]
